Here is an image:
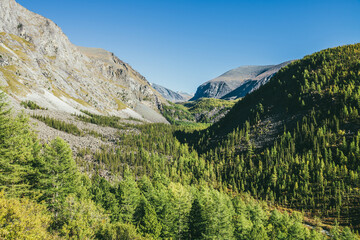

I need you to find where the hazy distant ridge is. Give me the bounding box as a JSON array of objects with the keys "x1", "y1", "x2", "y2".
[
  {"x1": 191, "y1": 61, "x2": 291, "y2": 100},
  {"x1": 152, "y1": 83, "x2": 193, "y2": 102}
]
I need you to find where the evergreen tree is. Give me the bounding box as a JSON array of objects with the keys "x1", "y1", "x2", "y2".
[
  {"x1": 167, "y1": 182, "x2": 192, "y2": 239},
  {"x1": 117, "y1": 169, "x2": 141, "y2": 223},
  {"x1": 37, "y1": 137, "x2": 81, "y2": 217},
  {"x1": 188, "y1": 197, "x2": 206, "y2": 239},
  {"x1": 90, "y1": 175, "x2": 120, "y2": 221},
  {"x1": 135, "y1": 196, "x2": 162, "y2": 239},
  {"x1": 0, "y1": 92, "x2": 35, "y2": 196},
  {"x1": 0, "y1": 192, "x2": 51, "y2": 240}
]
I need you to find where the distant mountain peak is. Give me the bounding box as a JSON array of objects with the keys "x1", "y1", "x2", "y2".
[
  {"x1": 151, "y1": 83, "x2": 193, "y2": 102},
  {"x1": 191, "y1": 61, "x2": 291, "y2": 101}
]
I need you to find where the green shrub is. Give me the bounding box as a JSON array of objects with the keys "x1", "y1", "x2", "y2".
[{"x1": 20, "y1": 100, "x2": 46, "y2": 110}]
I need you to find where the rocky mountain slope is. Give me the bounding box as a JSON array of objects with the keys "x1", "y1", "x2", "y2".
[
  {"x1": 191, "y1": 61, "x2": 291, "y2": 101},
  {"x1": 0, "y1": 0, "x2": 167, "y2": 123},
  {"x1": 151, "y1": 83, "x2": 192, "y2": 102}
]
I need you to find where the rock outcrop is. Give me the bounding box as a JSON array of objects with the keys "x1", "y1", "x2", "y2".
[
  {"x1": 191, "y1": 61, "x2": 291, "y2": 101},
  {"x1": 0, "y1": 0, "x2": 168, "y2": 123}
]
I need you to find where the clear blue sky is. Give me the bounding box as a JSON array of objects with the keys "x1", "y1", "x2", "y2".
[{"x1": 17, "y1": 0, "x2": 360, "y2": 93}]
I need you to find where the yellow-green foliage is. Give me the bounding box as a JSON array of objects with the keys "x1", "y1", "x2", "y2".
[
  {"x1": 114, "y1": 98, "x2": 127, "y2": 110},
  {"x1": 72, "y1": 97, "x2": 91, "y2": 108},
  {"x1": 184, "y1": 98, "x2": 238, "y2": 113},
  {"x1": 0, "y1": 192, "x2": 52, "y2": 240},
  {"x1": 111, "y1": 81, "x2": 126, "y2": 89},
  {"x1": 21, "y1": 100, "x2": 46, "y2": 110},
  {"x1": 52, "y1": 86, "x2": 91, "y2": 108},
  {"x1": 0, "y1": 65, "x2": 28, "y2": 96},
  {"x1": 0, "y1": 33, "x2": 34, "y2": 61},
  {"x1": 1, "y1": 65, "x2": 17, "y2": 73},
  {"x1": 9, "y1": 34, "x2": 35, "y2": 52},
  {"x1": 162, "y1": 98, "x2": 238, "y2": 125},
  {"x1": 98, "y1": 222, "x2": 145, "y2": 240},
  {"x1": 51, "y1": 86, "x2": 63, "y2": 98},
  {"x1": 59, "y1": 195, "x2": 108, "y2": 239},
  {"x1": 0, "y1": 45, "x2": 10, "y2": 54},
  {"x1": 79, "y1": 87, "x2": 89, "y2": 95},
  {"x1": 12, "y1": 49, "x2": 29, "y2": 61},
  {"x1": 46, "y1": 55, "x2": 57, "y2": 61}
]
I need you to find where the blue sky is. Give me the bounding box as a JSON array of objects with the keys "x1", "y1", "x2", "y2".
[{"x1": 17, "y1": 0, "x2": 360, "y2": 93}]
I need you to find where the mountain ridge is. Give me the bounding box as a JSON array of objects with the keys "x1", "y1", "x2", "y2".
[
  {"x1": 191, "y1": 61, "x2": 291, "y2": 101},
  {"x1": 151, "y1": 83, "x2": 192, "y2": 102},
  {"x1": 0, "y1": 0, "x2": 168, "y2": 123}
]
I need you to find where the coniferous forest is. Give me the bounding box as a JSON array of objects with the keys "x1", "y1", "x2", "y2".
[{"x1": 1, "y1": 44, "x2": 360, "y2": 239}]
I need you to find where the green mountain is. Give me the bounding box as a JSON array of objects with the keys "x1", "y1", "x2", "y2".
[
  {"x1": 181, "y1": 43, "x2": 360, "y2": 230},
  {"x1": 0, "y1": 1, "x2": 359, "y2": 237},
  {"x1": 1, "y1": 90, "x2": 343, "y2": 239},
  {"x1": 2, "y1": 41, "x2": 360, "y2": 239}
]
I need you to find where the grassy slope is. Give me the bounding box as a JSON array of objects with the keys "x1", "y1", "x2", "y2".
[{"x1": 161, "y1": 98, "x2": 237, "y2": 126}]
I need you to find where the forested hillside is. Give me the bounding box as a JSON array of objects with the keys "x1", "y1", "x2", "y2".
[
  {"x1": 1, "y1": 42, "x2": 360, "y2": 239},
  {"x1": 179, "y1": 43, "x2": 360, "y2": 231},
  {"x1": 1, "y1": 87, "x2": 356, "y2": 239},
  {"x1": 161, "y1": 98, "x2": 237, "y2": 125}
]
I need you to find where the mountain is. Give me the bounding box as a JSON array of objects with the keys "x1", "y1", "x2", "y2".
[
  {"x1": 177, "y1": 91, "x2": 193, "y2": 100},
  {"x1": 0, "y1": 1, "x2": 358, "y2": 236},
  {"x1": 0, "y1": 0, "x2": 167, "y2": 123},
  {"x1": 181, "y1": 43, "x2": 360, "y2": 229},
  {"x1": 191, "y1": 61, "x2": 291, "y2": 101},
  {"x1": 0, "y1": 88, "x2": 337, "y2": 239},
  {"x1": 151, "y1": 83, "x2": 192, "y2": 102},
  {"x1": 0, "y1": 43, "x2": 358, "y2": 239}
]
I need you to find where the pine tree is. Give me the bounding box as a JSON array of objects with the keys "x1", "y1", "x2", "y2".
[
  {"x1": 201, "y1": 188, "x2": 235, "y2": 240},
  {"x1": 214, "y1": 193, "x2": 235, "y2": 239},
  {"x1": 90, "y1": 175, "x2": 120, "y2": 221},
  {"x1": 117, "y1": 168, "x2": 141, "y2": 223},
  {"x1": 168, "y1": 182, "x2": 192, "y2": 239},
  {"x1": 37, "y1": 137, "x2": 80, "y2": 217},
  {"x1": 0, "y1": 92, "x2": 35, "y2": 196},
  {"x1": 188, "y1": 197, "x2": 206, "y2": 239},
  {"x1": 135, "y1": 196, "x2": 162, "y2": 239},
  {"x1": 0, "y1": 192, "x2": 51, "y2": 239}
]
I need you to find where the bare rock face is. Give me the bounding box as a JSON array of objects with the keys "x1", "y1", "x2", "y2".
[
  {"x1": 0, "y1": 0, "x2": 168, "y2": 123},
  {"x1": 191, "y1": 61, "x2": 291, "y2": 101},
  {"x1": 191, "y1": 81, "x2": 234, "y2": 100}
]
